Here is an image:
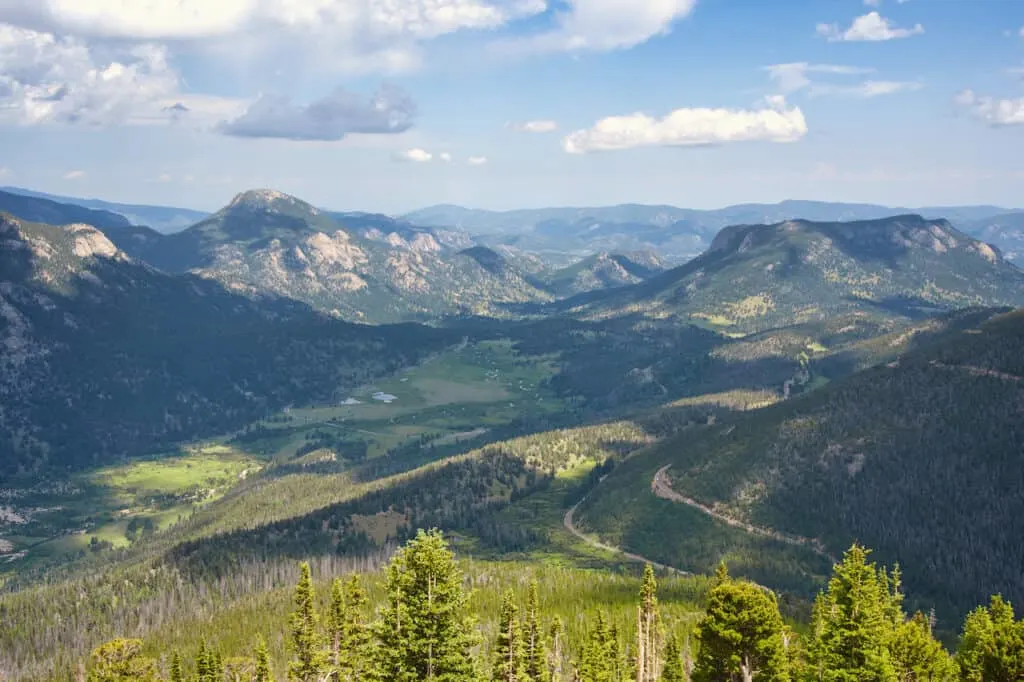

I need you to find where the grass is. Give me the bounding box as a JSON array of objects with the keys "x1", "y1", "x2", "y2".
[{"x1": 0, "y1": 339, "x2": 567, "y2": 577}]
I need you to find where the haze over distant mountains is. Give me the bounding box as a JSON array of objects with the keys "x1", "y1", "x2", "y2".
[{"x1": 3, "y1": 185, "x2": 1022, "y2": 265}]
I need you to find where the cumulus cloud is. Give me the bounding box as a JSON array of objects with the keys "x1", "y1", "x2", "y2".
[
  {"x1": 0, "y1": 0, "x2": 550, "y2": 76},
  {"x1": 0, "y1": 0, "x2": 544, "y2": 41},
  {"x1": 467, "y1": 156, "x2": 489, "y2": 165},
  {"x1": 0, "y1": 167, "x2": 12, "y2": 178},
  {"x1": 955, "y1": 90, "x2": 1024, "y2": 126},
  {"x1": 217, "y1": 85, "x2": 416, "y2": 141},
  {"x1": 562, "y1": 97, "x2": 807, "y2": 154},
  {"x1": 0, "y1": 24, "x2": 183, "y2": 125},
  {"x1": 817, "y1": 12, "x2": 923, "y2": 42},
  {"x1": 438, "y1": 152, "x2": 452, "y2": 162},
  {"x1": 392, "y1": 148, "x2": 433, "y2": 162},
  {"x1": 508, "y1": 119, "x2": 557, "y2": 132},
  {"x1": 494, "y1": 0, "x2": 697, "y2": 54},
  {"x1": 63, "y1": 170, "x2": 85, "y2": 180}
]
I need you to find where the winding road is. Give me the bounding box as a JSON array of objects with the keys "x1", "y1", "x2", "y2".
[
  {"x1": 652, "y1": 465, "x2": 835, "y2": 562},
  {"x1": 562, "y1": 479, "x2": 689, "y2": 575},
  {"x1": 560, "y1": 462, "x2": 839, "y2": 575}
]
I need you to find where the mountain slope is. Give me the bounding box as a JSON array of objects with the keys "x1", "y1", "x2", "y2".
[
  {"x1": 1, "y1": 186, "x2": 208, "y2": 233},
  {"x1": 108, "y1": 190, "x2": 673, "y2": 323},
  {"x1": 962, "y1": 211, "x2": 1024, "y2": 265},
  {"x1": 565, "y1": 215, "x2": 1024, "y2": 333},
  {"x1": 575, "y1": 307, "x2": 1024, "y2": 619},
  {"x1": 0, "y1": 213, "x2": 454, "y2": 480}
]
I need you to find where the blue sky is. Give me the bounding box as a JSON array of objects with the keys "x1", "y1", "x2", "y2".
[{"x1": 0, "y1": 0, "x2": 1022, "y2": 214}]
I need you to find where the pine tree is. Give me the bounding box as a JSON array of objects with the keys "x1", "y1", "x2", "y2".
[
  {"x1": 692, "y1": 574, "x2": 789, "y2": 682},
  {"x1": 86, "y1": 639, "x2": 157, "y2": 682},
  {"x1": 890, "y1": 612, "x2": 956, "y2": 681},
  {"x1": 637, "y1": 565, "x2": 659, "y2": 682},
  {"x1": 211, "y1": 649, "x2": 223, "y2": 681},
  {"x1": 659, "y1": 636, "x2": 684, "y2": 682},
  {"x1": 956, "y1": 595, "x2": 1024, "y2": 682},
  {"x1": 373, "y1": 528, "x2": 479, "y2": 682},
  {"x1": 327, "y1": 578, "x2": 346, "y2": 667},
  {"x1": 494, "y1": 590, "x2": 527, "y2": 682},
  {"x1": 549, "y1": 617, "x2": 566, "y2": 682},
  {"x1": 196, "y1": 640, "x2": 212, "y2": 682},
  {"x1": 525, "y1": 580, "x2": 549, "y2": 682},
  {"x1": 338, "y1": 575, "x2": 372, "y2": 681},
  {"x1": 169, "y1": 651, "x2": 184, "y2": 682},
  {"x1": 288, "y1": 562, "x2": 327, "y2": 681},
  {"x1": 580, "y1": 611, "x2": 616, "y2": 682},
  {"x1": 254, "y1": 636, "x2": 276, "y2": 682}
]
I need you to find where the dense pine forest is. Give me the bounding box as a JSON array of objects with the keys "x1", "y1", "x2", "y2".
[{"x1": 74, "y1": 530, "x2": 1023, "y2": 682}]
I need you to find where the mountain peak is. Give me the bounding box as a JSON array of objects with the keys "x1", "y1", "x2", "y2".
[{"x1": 227, "y1": 189, "x2": 319, "y2": 215}]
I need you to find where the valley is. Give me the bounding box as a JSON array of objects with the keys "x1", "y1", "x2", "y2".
[{"x1": 2, "y1": 186, "x2": 1024, "y2": 681}]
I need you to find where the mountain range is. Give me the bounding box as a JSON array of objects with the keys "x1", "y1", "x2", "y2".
[{"x1": 5, "y1": 180, "x2": 1024, "y2": 679}]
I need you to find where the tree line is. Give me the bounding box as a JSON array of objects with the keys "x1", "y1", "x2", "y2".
[{"x1": 80, "y1": 530, "x2": 1022, "y2": 682}]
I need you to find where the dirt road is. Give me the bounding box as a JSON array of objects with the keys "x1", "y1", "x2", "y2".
[{"x1": 652, "y1": 465, "x2": 835, "y2": 562}]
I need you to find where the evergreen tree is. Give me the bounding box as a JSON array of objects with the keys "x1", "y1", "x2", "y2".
[
  {"x1": 580, "y1": 611, "x2": 616, "y2": 682},
  {"x1": 327, "y1": 577, "x2": 346, "y2": 667},
  {"x1": 660, "y1": 636, "x2": 685, "y2": 682},
  {"x1": 692, "y1": 575, "x2": 789, "y2": 682},
  {"x1": 889, "y1": 612, "x2": 956, "y2": 681},
  {"x1": 956, "y1": 595, "x2": 1024, "y2": 682},
  {"x1": 525, "y1": 580, "x2": 550, "y2": 682},
  {"x1": 805, "y1": 544, "x2": 899, "y2": 682},
  {"x1": 494, "y1": 589, "x2": 527, "y2": 682},
  {"x1": 196, "y1": 640, "x2": 213, "y2": 682},
  {"x1": 288, "y1": 562, "x2": 327, "y2": 681},
  {"x1": 86, "y1": 639, "x2": 157, "y2": 682},
  {"x1": 211, "y1": 649, "x2": 223, "y2": 681},
  {"x1": 338, "y1": 575, "x2": 372, "y2": 681},
  {"x1": 637, "y1": 564, "x2": 660, "y2": 682},
  {"x1": 255, "y1": 636, "x2": 276, "y2": 682},
  {"x1": 169, "y1": 651, "x2": 184, "y2": 682},
  {"x1": 373, "y1": 528, "x2": 479, "y2": 682},
  {"x1": 549, "y1": 617, "x2": 566, "y2": 682}
]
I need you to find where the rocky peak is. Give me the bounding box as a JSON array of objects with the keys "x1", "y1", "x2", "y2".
[{"x1": 227, "y1": 189, "x2": 319, "y2": 215}]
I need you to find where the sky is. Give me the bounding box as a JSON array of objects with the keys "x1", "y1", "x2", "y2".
[{"x1": 0, "y1": 0, "x2": 1022, "y2": 214}]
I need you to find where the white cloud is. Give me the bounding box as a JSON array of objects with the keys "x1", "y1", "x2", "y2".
[
  {"x1": 0, "y1": 24, "x2": 182, "y2": 125},
  {"x1": 217, "y1": 85, "x2": 416, "y2": 141},
  {"x1": 817, "y1": 12, "x2": 923, "y2": 42},
  {"x1": 494, "y1": 0, "x2": 697, "y2": 54},
  {"x1": 813, "y1": 79, "x2": 923, "y2": 98},
  {"x1": 467, "y1": 156, "x2": 488, "y2": 165},
  {"x1": 0, "y1": 166, "x2": 11, "y2": 178},
  {"x1": 864, "y1": 0, "x2": 881, "y2": 6},
  {"x1": 0, "y1": 0, "x2": 544, "y2": 40},
  {"x1": 63, "y1": 170, "x2": 85, "y2": 180},
  {"x1": 955, "y1": 90, "x2": 1024, "y2": 126},
  {"x1": 0, "y1": 0, "x2": 550, "y2": 76},
  {"x1": 562, "y1": 97, "x2": 807, "y2": 154},
  {"x1": 764, "y1": 63, "x2": 874, "y2": 94},
  {"x1": 393, "y1": 148, "x2": 434, "y2": 162},
  {"x1": 508, "y1": 119, "x2": 558, "y2": 133},
  {"x1": 438, "y1": 152, "x2": 452, "y2": 162}
]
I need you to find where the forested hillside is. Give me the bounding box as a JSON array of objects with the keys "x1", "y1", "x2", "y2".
[
  {"x1": 22, "y1": 531, "x2": 1024, "y2": 682},
  {"x1": 0, "y1": 213, "x2": 454, "y2": 479},
  {"x1": 576, "y1": 308, "x2": 1024, "y2": 621},
  {"x1": 565, "y1": 215, "x2": 1024, "y2": 333}
]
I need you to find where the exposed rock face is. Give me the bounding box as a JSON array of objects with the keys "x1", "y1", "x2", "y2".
[{"x1": 69, "y1": 224, "x2": 118, "y2": 259}]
